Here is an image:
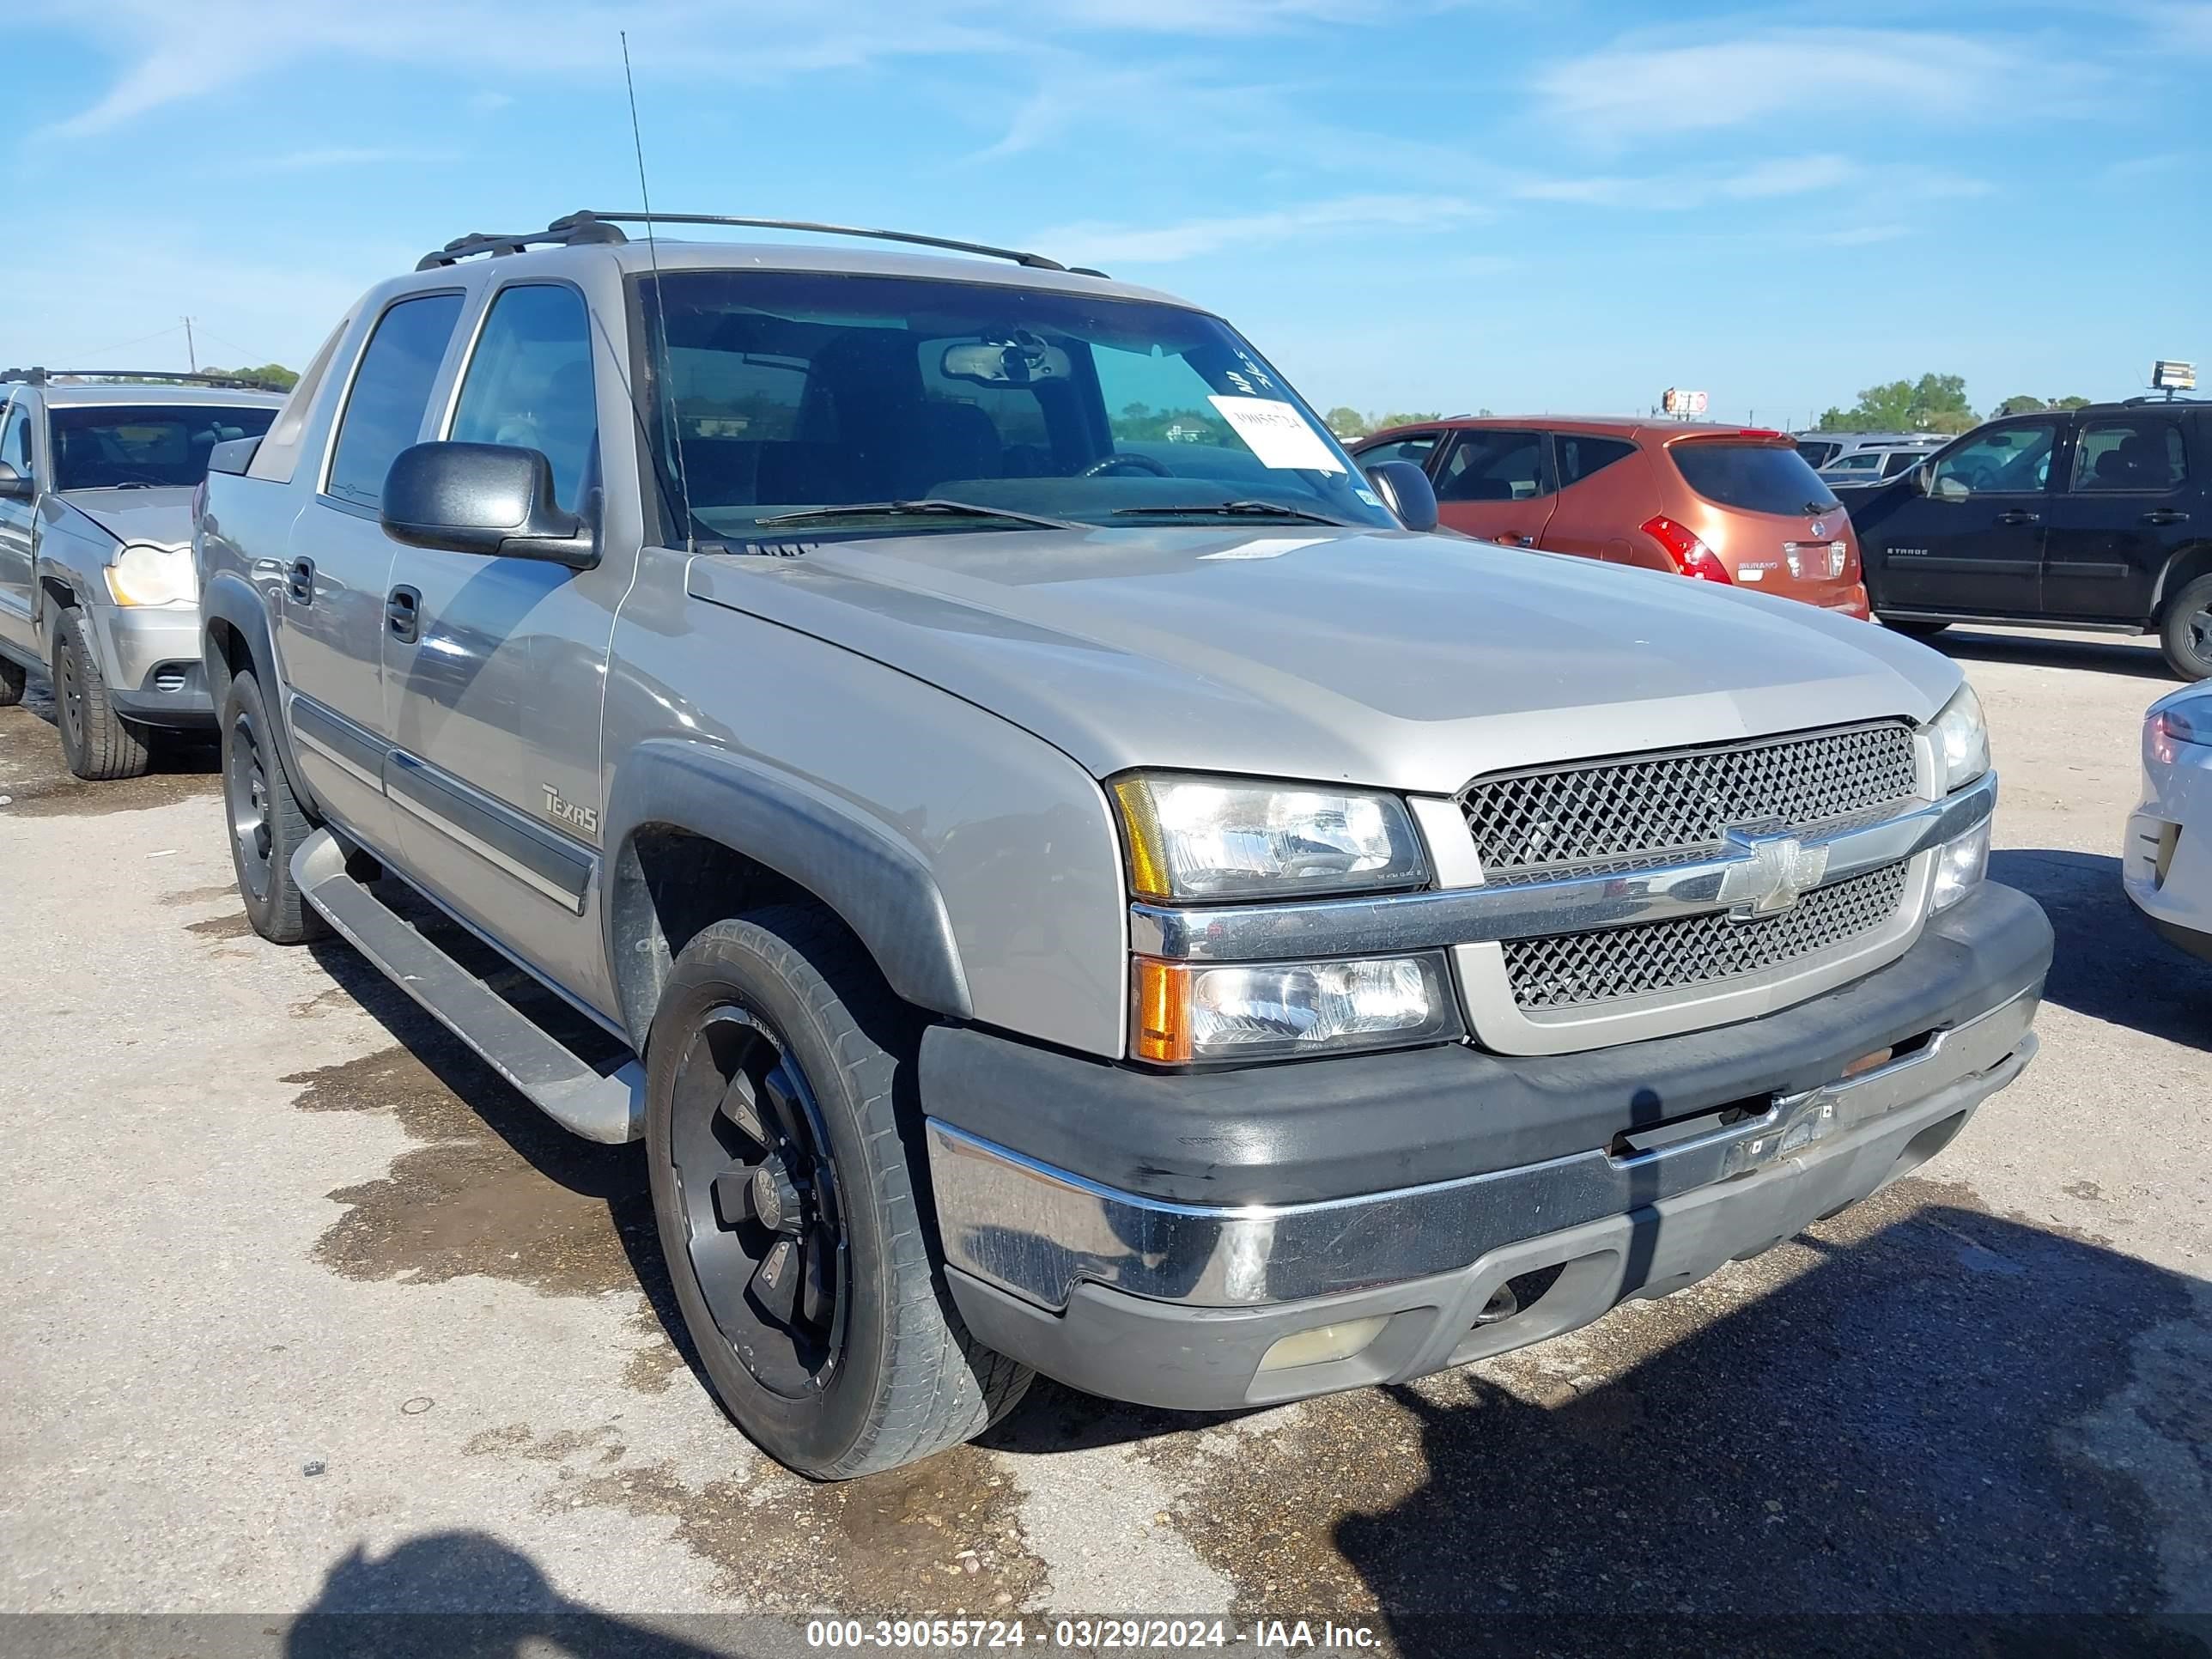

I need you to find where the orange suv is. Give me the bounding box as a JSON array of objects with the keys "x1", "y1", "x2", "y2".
[{"x1": 1351, "y1": 416, "x2": 1870, "y2": 617}]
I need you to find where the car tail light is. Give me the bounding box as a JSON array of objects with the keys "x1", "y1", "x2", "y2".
[
  {"x1": 1839, "y1": 538, "x2": 1861, "y2": 582},
  {"x1": 1640, "y1": 515, "x2": 1731, "y2": 584}
]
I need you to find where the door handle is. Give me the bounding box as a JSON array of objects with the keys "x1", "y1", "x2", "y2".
[
  {"x1": 2143, "y1": 509, "x2": 2191, "y2": 526},
  {"x1": 1994, "y1": 510, "x2": 2040, "y2": 526},
  {"x1": 286, "y1": 557, "x2": 314, "y2": 604},
  {"x1": 386, "y1": 585, "x2": 421, "y2": 644}
]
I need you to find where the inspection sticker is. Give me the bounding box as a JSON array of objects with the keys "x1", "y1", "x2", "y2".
[{"x1": 1207, "y1": 396, "x2": 1346, "y2": 472}]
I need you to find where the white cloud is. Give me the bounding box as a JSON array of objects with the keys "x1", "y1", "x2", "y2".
[
  {"x1": 21, "y1": 0, "x2": 1455, "y2": 139},
  {"x1": 1532, "y1": 26, "x2": 2092, "y2": 143},
  {"x1": 245, "y1": 145, "x2": 455, "y2": 173},
  {"x1": 1817, "y1": 223, "x2": 1907, "y2": 246},
  {"x1": 1036, "y1": 194, "x2": 1485, "y2": 264},
  {"x1": 1513, "y1": 153, "x2": 1859, "y2": 210}
]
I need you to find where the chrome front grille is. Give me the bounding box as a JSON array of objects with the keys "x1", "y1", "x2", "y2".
[
  {"x1": 1461, "y1": 721, "x2": 1919, "y2": 873},
  {"x1": 1502, "y1": 860, "x2": 1912, "y2": 1012}
]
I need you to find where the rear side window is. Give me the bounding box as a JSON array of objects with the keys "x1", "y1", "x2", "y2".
[
  {"x1": 1556, "y1": 434, "x2": 1636, "y2": 487},
  {"x1": 2070, "y1": 419, "x2": 2188, "y2": 492},
  {"x1": 449, "y1": 284, "x2": 598, "y2": 512},
  {"x1": 250, "y1": 314, "x2": 351, "y2": 484},
  {"x1": 325, "y1": 292, "x2": 465, "y2": 507},
  {"x1": 1794, "y1": 440, "x2": 1838, "y2": 469},
  {"x1": 1670, "y1": 442, "x2": 1838, "y2": 515},
  {"x1": 1437, "y1": 429, "x2": 1547, "y2": 502}
]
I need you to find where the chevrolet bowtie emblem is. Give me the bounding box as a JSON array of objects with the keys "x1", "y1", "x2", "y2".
[{"x1": 1717, "y1": 826, "x2": 1829, "y2": 921}]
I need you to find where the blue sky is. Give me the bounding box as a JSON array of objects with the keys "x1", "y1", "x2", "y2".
[{"x1": 10, "y1": 1, "x2": 2208, "y2": 425}]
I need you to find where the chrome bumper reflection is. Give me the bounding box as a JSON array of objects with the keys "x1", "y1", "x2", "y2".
[{"x1": 925, "y1": 988, "x2": 2039, "y2": 1311}]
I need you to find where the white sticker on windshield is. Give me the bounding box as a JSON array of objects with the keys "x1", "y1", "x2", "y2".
[{"x1": 1207, "y1": 397, "x2": 1346, "y2": 473}]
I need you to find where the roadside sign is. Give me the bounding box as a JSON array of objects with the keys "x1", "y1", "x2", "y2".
[
  {"x1": 1662, "y1": 388, "x2": 1710, "y2": 416},
  {"x1": 2152, "y1": 360, "x2": 2197, "y2": 392}
]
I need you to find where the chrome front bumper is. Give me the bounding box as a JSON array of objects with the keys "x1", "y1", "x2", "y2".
[{"x1": 925, "y1": 987, "x2": 2039, "y2": 1313}]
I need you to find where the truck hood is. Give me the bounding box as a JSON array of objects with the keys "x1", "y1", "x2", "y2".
[
  {"x1": 686, "y1": 526, "x2": 1960, "y2": 793},
  {"x1": 57, "y1": 489, "x2": 193, "y2": 550}
]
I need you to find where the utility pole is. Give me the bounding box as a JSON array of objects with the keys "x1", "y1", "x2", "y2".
[{"x1": 182, "y1": 316, "x2": 196, "y2": 374}]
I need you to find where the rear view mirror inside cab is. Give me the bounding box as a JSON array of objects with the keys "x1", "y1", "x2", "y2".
[{"x1": 939, "y1": 337, "x2": 1073, "y2": 387}]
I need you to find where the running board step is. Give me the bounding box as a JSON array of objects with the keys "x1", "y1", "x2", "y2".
[{"x1": 291, "y1": 829, "x2": 644, "y2": 1144}]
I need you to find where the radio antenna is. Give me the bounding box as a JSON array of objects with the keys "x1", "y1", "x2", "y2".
[{"x1": 622, "y1": 31, "x2": 692, "y2": 550}]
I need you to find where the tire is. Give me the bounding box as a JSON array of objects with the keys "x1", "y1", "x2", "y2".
[
  {"x1": 646, "y1": 907, "x2": 1031, "y2": 1479},
  {"x1": 2160, "y1": 575, "x2": 2212, "y2": 680},
  {"x1": 52, "y1": 607, "x2": 150, "y2": 780},
  {"x1": 1882, "y1": 618, "x2": 1951, "y2": 641},
  {"x1": 0, "y1": 655, "x2": 23, "y2": 708},
  {"x1": 220, "y1": 672, "x2": 329, "y2": 944}
]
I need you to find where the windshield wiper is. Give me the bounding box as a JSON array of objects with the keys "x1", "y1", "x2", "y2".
[
  {"x1": 1110, "y1": 500, "x2": 1352, "y2": 526},
  {"x1": 752, "y1": 498, "x2": 1082, "y2": 532}
]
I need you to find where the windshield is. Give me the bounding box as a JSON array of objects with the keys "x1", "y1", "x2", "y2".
[
  {"x1": 49, "y1": 404, "x2": 277, "y2": 491},
  {"x1": 1670, "y1": 441, "x2": 1840, "y2": 516},
  {"x1": 635, "y1": 270, "x2": 1395, "y2": 538}
]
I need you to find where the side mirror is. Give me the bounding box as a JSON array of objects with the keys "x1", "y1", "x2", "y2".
[
  {"x1": 380, "y1": 442, "x2": 597, "y2": 568},
  {"x1": 0, "y1": 461, "x2": 33, "y2": 500},
  {"x1": 1364, "y1": 459, "x2": 1438, "y2": 533}
]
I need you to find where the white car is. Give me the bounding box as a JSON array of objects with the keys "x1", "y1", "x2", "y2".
[{"x1": 2124, "y1": 684, "x2": 2212, "y2": 961}]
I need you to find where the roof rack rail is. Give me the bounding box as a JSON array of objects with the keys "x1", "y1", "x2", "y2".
[
  {"x1": 550, "y1": 210, "x2": 1077, "y2": 272},
  {"x1": 1, "y1": 367, "x2": 290, "y2": 393},
  {"x1": 416, "y1": 216, "x2": 629, "y2": 270},
  {"x1": 414, "y1": 210, "x2": 1103, "y2": 276},
  {"x1": 2122, "y1": 394, "x2": 2207, "y2": 405}
]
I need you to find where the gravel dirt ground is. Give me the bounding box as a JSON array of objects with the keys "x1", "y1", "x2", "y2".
[{"x1": 2, "y1": 628, "x2": 2207, "y2": 1657}]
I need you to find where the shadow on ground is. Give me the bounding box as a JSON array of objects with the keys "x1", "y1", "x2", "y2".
[
  {"x1": 1931, "y1": 626, "x2": 2177, "y2": 684},
  {"x1": 0, "y1": 677, "x2": 219, "y2": 817},
  {"x1": 1315, "y1": 1188, "x2": 2209, "y2": 1654},
  {"x1": 1991, "y1": 847, "x2": 2212, "y2": 1048}
]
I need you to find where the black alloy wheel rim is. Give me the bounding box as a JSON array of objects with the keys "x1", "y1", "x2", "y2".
[
  {"x1": 227, "y1": 709, "x2": 275, "y2": 901},
  {"x1": 668, "y1": 1005, "x2": 848, "y2": 1397},
  {"x1": 2190, "y1": 604, "x2": 2212, "y2": 665}
]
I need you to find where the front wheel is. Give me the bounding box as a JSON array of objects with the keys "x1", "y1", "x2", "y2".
[
  {"x1": 645, "y1": 908, "x2": 1030, "y2": 1479},
  {"x1": 0, "y1": 655, "x2": 24, "y2": 708},
  {"x1": 52, "y1": 608, "x2": 150, "y2": 780},
  {"x1": 2160, "y1": 575, "x2": 2212, "y2": 680},
  {"x1": 220, "y1": 672, "x2": 329, "y2": 943}
]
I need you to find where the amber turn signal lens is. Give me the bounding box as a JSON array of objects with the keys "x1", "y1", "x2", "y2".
[{"x1": 1132, "y1": 957, "x2": 1194, "y2": 1064}]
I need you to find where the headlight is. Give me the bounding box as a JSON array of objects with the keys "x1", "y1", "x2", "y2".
[
  {"x1": 103, "y1": 544, "x2": 196, "y2": 608},
  {"x1": 1113, "y1": 773, "x2": 1426, "y2": 902},
  {"x1": 1923, "y1": 683, "x2": 1989, "y2": 794},
  {"x1": 1133, "y1": 952, "x2": 1455, "y2": 1063},
  {"x1": 1930, "y1": 817, "x2": 1990, "y2": 913}
]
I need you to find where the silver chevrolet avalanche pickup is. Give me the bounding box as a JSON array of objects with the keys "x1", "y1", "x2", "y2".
[
  {"x1": 0, "y1": 370, "x2": 284, "y2": 776},
  {"x1": 194, "y1": 211, "x2": 2051, "y2": 1479}
]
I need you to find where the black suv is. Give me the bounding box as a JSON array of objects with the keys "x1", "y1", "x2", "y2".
[{"x1": 1847, "y1": 399, "x2": 2211, "y2": 677}]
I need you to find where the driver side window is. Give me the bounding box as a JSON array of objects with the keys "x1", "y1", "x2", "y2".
[
  {"x1": 448, "y1": 284, "x2": 598, "y2": 512},
  {"x1": 1931, "y1": 422, "x2": 2056, "y2": 498}
]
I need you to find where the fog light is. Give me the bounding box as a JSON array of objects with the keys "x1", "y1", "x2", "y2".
[
  {"x1": 1931, "y1": 818, "x2": 1990, "y2": 913},
  {"x1": 1256, "y1": 1316, "x2": 1389, "y2": 1374}
]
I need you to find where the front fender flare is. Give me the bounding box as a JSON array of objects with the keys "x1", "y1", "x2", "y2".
[
  {"x1": 601, "y1": 739, "x2": 974, "y2": 1045},
  {"x1": 199, "y1": 568, "x2": 320, "y2": 816}
]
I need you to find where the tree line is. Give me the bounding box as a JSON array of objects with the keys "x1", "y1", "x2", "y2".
[{"x1": 1814, "y1": 374, "x2": 2088, "y2": 434}]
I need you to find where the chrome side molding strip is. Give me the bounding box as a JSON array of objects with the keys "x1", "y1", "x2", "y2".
[{"x1": 1129, "y1": 770, "x2": 1996, "y2": 963}]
